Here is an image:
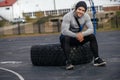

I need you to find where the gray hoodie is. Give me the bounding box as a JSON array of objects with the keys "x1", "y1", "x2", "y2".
[{"x1": 61, "y1": 10, "x2": 94, "y2": 37}]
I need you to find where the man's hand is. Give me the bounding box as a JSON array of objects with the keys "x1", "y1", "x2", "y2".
[{"x1": 76, "y1": 32, "x2": 84, "y2": 42}]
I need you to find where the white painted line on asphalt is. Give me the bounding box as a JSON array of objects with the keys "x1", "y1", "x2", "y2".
[
  {"x1": 18, "y1": 46, "x2": 31, "y2": 50},
  {"x1": 0, "y1": 61, "x2": 22, "y2": 64},
  {"x1": 0, "y1": 67, "x2": 24, "y2": 80}
]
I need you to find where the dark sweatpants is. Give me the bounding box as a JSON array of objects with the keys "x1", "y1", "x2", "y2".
[{"x1": 60, "y1": 34, "x2": 99, "y2": 64}]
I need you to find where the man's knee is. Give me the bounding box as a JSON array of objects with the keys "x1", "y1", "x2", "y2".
[{"x1": 88, "y1": 34, "x2": 96, "y2": 40}]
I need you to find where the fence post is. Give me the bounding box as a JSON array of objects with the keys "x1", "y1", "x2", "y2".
[
  {"x1": 115, "y1": 15, "x2": 118, "y2": 28},
  {"x1": 17, "y1": 22, "x2": 21, "y2": 35}
]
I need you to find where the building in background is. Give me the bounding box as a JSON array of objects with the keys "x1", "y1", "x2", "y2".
[
  {"x1": 103, "y1": 0, "x2": 120, "y2": 11},
  {"x1": 0, "y1": 0, "x2": 120, "y2": 21},
  {"x1": 0, "y1": 0, "x2": 24, "y2": 21}
]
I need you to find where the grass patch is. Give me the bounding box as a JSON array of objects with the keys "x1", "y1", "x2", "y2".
[
  {"x1": 0, "y1": 32, "x2": 60, "y2": 39},
  {"x1": 97, "y1": 27, "x2": 120, "y2": 32}
]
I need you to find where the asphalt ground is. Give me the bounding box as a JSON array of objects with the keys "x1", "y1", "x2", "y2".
[{"x1": 0, "y1": 31, "x2": 120, "y2": 80}]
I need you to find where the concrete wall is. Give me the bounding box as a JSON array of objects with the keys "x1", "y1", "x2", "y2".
[{"x1": 0, "y1": 21, "x2": 60, "y2": 36}]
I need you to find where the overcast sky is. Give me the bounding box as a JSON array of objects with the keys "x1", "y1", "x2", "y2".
[
  {"x1": 18, "y1": 0, "x2": 104, "y2": 12},
  {"x1": 19, "y1": 0, "x2": 81, "y2": 11}
]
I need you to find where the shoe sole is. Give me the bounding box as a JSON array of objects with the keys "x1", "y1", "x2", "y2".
[
  {"x1": 66, "y1": 65, "x2": 74, "y2": 70},
  {"x1": 94, "y1": 62, "x2": 106, "y2": 66}
]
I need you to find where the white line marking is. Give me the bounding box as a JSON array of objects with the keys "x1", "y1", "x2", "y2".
[
  {"x1": 0, "y1": 67, "x2": 24, "y2": 80},
  {"x1": 0, "y1": 61, "x2": 22, "y2": 64}
]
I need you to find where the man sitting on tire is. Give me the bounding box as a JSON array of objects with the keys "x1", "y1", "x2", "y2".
[{"x1": 60, "y1": 1, "x2": 106, "y2": 70}]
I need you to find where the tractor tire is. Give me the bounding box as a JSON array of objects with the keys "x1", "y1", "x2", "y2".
[{"x1": 30, "y1": 43, "x2": 93, "y2": 66}]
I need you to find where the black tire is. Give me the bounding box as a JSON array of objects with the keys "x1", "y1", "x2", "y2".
[{"x1": 31, "y1": 43, "x2": 93, "y2": 66}]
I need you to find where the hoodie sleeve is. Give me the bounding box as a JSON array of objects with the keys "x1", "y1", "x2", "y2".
[
  {"x1": 61, "y1": 14, "x2": 77, "y2": 37},
  {"x1": 82, "y1": 14, "x2": 94, "y2": 36}
]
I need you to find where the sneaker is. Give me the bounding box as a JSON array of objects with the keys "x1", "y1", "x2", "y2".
[
  {"x1": 94, "y1": 57, "x2": 106, "y2": 66},
  {"x1": 66, "y1": 64, "x2": 74, "y2": 70}
]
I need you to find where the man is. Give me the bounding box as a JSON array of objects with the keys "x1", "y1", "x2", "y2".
[{"x1": 60, "y1": 1, "x2": 106, "y2": 70}]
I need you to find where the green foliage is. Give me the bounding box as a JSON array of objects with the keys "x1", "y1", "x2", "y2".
[
  {"x1": 111, "y1": 12, "x2": 120, "y2": 28},
  {"x1": 25, "y1": 16, "x2": 30, "y2": 21},
  {"x1": 36, "y1": 16, "x2": 50, "y2": 24},
  {"x1": 35, "y1": 15, "x2": 63, "y2": 24},
  {"x1": 116, "y1": 11, "x2": 120, "y2": 16},
  {"x1": 0, "y1": 20, "x2": 6, "y2": 27}
]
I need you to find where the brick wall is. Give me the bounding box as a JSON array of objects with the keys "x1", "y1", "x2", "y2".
[{"x1": 103, "y1": 6, "x2": 120, "y2": 11}]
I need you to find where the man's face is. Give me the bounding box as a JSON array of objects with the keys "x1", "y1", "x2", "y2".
[{"x1": 75, "y1": 7, "x2": 86, "y2": 17}]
